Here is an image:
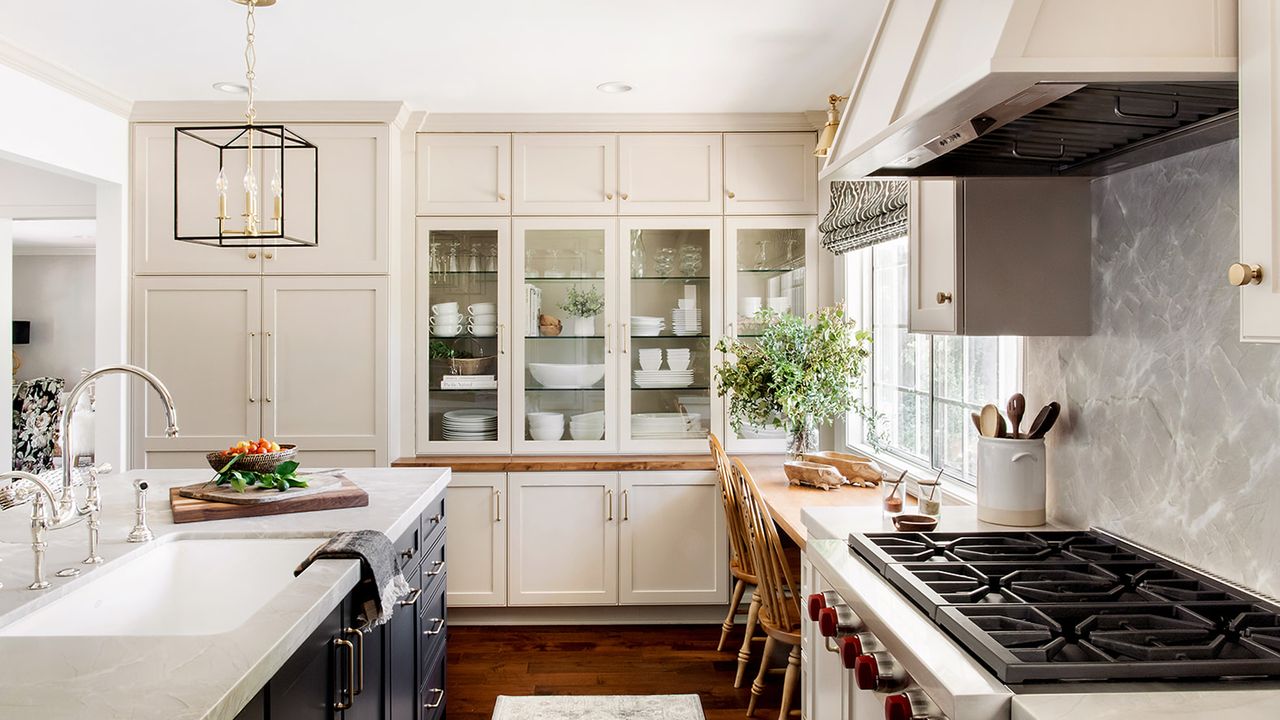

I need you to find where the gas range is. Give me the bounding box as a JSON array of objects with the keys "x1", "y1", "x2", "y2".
[{"x1": 846, "y1": 529, "x2": 1280, "y2": 685}]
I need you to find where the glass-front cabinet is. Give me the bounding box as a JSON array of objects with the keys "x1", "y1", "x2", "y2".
[
  {"x1": 416, "y1": 218, "x2": 511, "y2": 453},
  {"x1": 723, "y1": 216, "x2": 818, "y2": 452},
  {"x1": 512, "y1": 218, "x2": 618, "y2": 452},
  {"x1": 618, "y1": 218, "x2": 723, "y2": 453}
]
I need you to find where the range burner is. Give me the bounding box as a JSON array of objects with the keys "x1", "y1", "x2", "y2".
[{"x1": 847, "y1": 529, "x2": 1280, "y2": 683}]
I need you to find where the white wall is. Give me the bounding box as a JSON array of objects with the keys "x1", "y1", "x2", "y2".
[
  {"x1": 1, "y1": 219, "x2": 11, "y2": 472},
  {"x1": 12, "y1": 254, "x2": 96, "y2": 384}
]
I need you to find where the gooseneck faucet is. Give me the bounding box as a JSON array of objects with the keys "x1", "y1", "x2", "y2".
[
  {"x1": 0, "y1": 471, "x2": 62, "y2": 590},
  {"x1": 54, "y1": 365, "x2": 179, "y2": 526}
]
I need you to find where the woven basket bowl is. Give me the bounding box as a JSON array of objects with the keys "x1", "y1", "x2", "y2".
[
  {"x1": 206, "y1": 444, "x2": 298, "y2": 473},
  {"x1": 449, "y1": 355, "x2": 497, "y2": 376}
]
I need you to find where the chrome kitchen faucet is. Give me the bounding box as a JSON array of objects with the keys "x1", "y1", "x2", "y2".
[{"x1": 0, "y1": 471, "x2": 65, "y2": 590}]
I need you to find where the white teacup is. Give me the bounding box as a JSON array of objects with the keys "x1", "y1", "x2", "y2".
[
  {"x1": 739, "y1": 296, "x2": 763, "y2": 317},
  {"x1": 467, "y1": 303, "x2": 496, "y2": 315},
  {"x1": 469, "y1": 324, "x2": 497, "y2": 336},
  {"x1": 431, "y1": 302, "x2": 459, "y2": 315},
  {"x1": 469, "y1": 312, "x2": 497, "y2": 324},
  {"x1": 432, "y1": 325, "x2": 462, "y2": 337},
  {"x1": 430, "y1": 313, "x2": 462, "y2": 326}
]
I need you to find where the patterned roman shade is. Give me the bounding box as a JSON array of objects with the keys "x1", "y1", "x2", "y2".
[{"x1": 820, "y1": 180, "x2": 909, "y2": 255}]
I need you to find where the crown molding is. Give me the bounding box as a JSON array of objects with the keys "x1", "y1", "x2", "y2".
[
  {"x1": 0, "y1": 36, "x2": 132, "y2": 117},
  {"x1": 416, "y1": 112, "x2": 825, "y2": 133},
  {"x1": 130, "y1": 100, "x2": 410, "y2": 125}
]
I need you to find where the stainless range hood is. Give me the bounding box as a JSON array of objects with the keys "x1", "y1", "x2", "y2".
[{"x1": 821, "y1": 0, "x2": 1239, "y2": 181}]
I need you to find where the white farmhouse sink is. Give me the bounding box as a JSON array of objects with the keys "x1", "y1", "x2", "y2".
[{"x1": 0, "y1": 537, "x2": 327, "y2": 637}]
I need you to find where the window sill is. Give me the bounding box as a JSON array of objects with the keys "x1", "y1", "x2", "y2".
[{"x1": 845, "y1": 441, "x2": 977, "y2": 507}]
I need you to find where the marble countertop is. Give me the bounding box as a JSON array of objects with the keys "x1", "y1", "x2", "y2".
[
  {"x1": 0, "y1": 466, "x2": 450, "y2": 720},
  {"x1": 1012, "y1": 689, "x2": 1280, "y2": 720},
  {"x1": 801, "y1": 504, "x2": 1062, "y2": 541}
]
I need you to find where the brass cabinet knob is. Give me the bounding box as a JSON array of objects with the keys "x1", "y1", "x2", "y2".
[
  {"x1": 936, "y1": 291, "x2": 953, "y2": 304},
  {"x1": 1228, "y1": 262, "x2": 1263, "y2": 286},
  {"x1": 727, "y1": 190, "x2": 736, "y2": 199},
  {"x1": 497, "y1": 192, "x2": 507, "y2": 201},
  {"x1": 264, "y1": 251, "x2": 274, "y2": 260},
  {"x1": 248, "y1": 251, "x2": 258, "y2": 260},
  {"x1": 606, "y1": 192, "x2": 614, "y2": 200},
  {"x1": 620, "y1": 193, "x2": 629, "y2": 200}
]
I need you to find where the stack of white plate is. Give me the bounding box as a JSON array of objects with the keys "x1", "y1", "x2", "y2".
[
  {"x1": 631, "y1": 412, "x2": 701, "y2": 439},
  {"x1": 634, "y1": 369, "x2": 695, "y2": 388},
  {"x1": 569, "y1": 411, "x2": 605, "y2": 441},
  {"x1": 442, "y1": 409, "x2": 498, "y2": 441},
  {"x1": 631, "y1": 316, "x2": 666, "y2": 336},
  {"x1": 527, "y1": 412, "x2": 565, "y2": 442},
  {"x1": 671, "y1": 308, "x2": 702, "y2": 336}
]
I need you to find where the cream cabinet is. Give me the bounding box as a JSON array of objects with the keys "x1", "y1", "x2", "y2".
[
  {"x1": 416, "y1": 133, "x2": 511, "y2": 215},
  {"x1": 445, "y1": 473, "x2": 507, "y2": 607},
  {"x1": 131, "y1": 276, "x2": 389, "y2": 468},
  {"x1": 132, "y1": 123, "x2": 389, "y2": 275},
  {"x1": 723, "y1": 132, "x2": 818, "y2": 215},
  {"x1": 1239, "y1": 0, "x2": 1280, "y2": 342},
  {"x1": 512, "y1": 134, "x2": 617, "y2": 215},
  {"x1": 507, "y1": 472, "x2": 619, "y2": 606},
  {"x1": 618, "y1": 134, "x2": 723, "y2": 215},
  {"x1": 907, "y1": 177, "x2": 1092, "y2": 336},
  {"x1": 618, "y1": 471, "x2": 727, "y2": 605}
]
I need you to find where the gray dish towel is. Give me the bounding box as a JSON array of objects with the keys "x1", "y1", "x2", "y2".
[{"x1": 295, "y1": 530, "x2": 412, "y2": 627}]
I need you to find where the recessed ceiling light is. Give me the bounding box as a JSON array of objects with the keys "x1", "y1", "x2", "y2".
[
  {"x1": 596, "y1": 81, "x2": 633, "y2": 94},
  {"x1": 213, "y1": 81, "x2": 249, "y2": 95}
]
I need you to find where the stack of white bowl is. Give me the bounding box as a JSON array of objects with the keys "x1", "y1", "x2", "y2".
[
  {"x1": 665, "y1": 348, "x2": 691, "y2": 371},
  {"x1": 631, "y1": 316, "x2": 665, "y2": 336},
  {"x1": 467, "y1": 302, "x2": 497, "y2": 337},
  {"x1": 527, "y1": 412, "x2": 564, "y2": 441},
  {"x1": 637, "y1": 348, "x2": 663, "y2": 371},
  {"x1": 672, "y1": 299, "x2": 702, "y2": 336},
  {"x1": 442, "y1": 409, "x2": 498, "y2": 441},
  {"x1": 569, "y1": 411, "x2": 605, "y2": 441},
  {"x1": 430, "y1": 302, "x2": 463, "y2": 337}
]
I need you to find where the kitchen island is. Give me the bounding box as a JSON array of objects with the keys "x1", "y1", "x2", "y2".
[{"x1": 0, "y1": 467, "x2": 449, "y2": 720}]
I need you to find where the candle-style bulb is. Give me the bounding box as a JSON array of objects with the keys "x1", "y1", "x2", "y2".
[
  {"x1": 270, "y1": 168, "x2": 281, "y2": 197},
  {"x1": 215, "y1": 168, "x2": 228, "y2": 193},
  {"x1": 243, "y1": 166, "x2": 257, "y2": 192}
]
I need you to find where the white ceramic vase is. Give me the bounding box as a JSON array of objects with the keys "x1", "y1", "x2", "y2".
[{"x1": 572, "y1": 315, "x2": 596, "y2": 337}]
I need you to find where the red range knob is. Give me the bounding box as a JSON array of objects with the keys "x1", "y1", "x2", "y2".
[
  {"x1": 884, "y1": 693, "x2": 913, "y2": 720},
  {"x1": 807, "y1": 593, "x2": 827, "y2": 622},
  {"x1": 818, "y1": 604, "x2": 863, "y2": 637},
  {"x1": 854, "y1": 653, "x2": 880, "y2": 690},
  {"x1": 838, "y1": 636, "x2": 864, "y2": 668},
  {"x1": 818, "y1": 607, "x2": 839, "y2": 637}
]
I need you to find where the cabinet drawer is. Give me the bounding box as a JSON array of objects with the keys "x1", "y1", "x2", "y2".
[
  {"x1": 394, "y1": 518, "x2": 421, "y2": 568},
  {"x1": 420, "y1": 532, "x2": 447, "y2": 599},
  {"x1": 421, "y1": 494, "x2": 445, "y2": 551},
  {"x1": 419, "y1": 650, "x2": 446, "y2": 720},
  {"x1": 418, "y1": 580, "x2": 448, "y2": 672}
]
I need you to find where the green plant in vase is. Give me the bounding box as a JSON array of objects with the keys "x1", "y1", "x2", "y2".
[
  {"x1": 714, "y1": 305, "x2": 880, "y2": 458},
  {"x1": 559, "y1": 285, "x2": 605, "y2": 337}
]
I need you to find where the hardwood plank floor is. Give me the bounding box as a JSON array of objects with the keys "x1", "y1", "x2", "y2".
[{"x1": 447, "y1": 625, "x2": 790, "y2": 720}]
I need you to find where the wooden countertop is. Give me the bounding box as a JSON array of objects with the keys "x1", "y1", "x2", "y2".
[
  {"x1": 390, "y1": 454, "x2": 716, "y2": 473},
  {"x1": 736, "y1": 455, "x2": 883, "y2": 549}
]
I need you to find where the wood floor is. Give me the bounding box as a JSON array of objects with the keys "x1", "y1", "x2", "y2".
[{"x1": 446, "y1": 625, "x2": 789, "y2": 720}]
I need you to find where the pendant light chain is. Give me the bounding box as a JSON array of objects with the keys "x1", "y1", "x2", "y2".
[{"x1": 244, "y1": 0, "x2": 257, "y2": 125}]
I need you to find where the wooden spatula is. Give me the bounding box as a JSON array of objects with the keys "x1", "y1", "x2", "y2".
[
  {"x1": 978, "y1": 404, "x2": 1002, "y2": 438},
  {"x1": 1027, "y1": 402, "x2": 1061, "y2": 439},
  {"x1": 1007, "y1": 393, "x2": 1026, "y2": 439}
]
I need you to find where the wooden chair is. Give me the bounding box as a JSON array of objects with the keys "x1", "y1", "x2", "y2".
[
  {"x1": 709, "y1": 434, "x2": 764, "y2": 687},
  {"x1": 734, "y1": 457, "x2": 802, "y2": 719}
]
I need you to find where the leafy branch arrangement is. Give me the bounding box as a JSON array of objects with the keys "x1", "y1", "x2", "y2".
[
  {"x1": 215, "y1": 455, "x2": 309, "y2": 493},
  {"x1": 714, "y1": 305, "x2": 883, "y2": 448},
  {"x1": 558, "y1": 285, "x2": 605, "y2": 318}
]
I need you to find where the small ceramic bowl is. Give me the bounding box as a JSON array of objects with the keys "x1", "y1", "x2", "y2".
[{"x1": 892, "y1": 514, "x2": 939, "y2": 532}]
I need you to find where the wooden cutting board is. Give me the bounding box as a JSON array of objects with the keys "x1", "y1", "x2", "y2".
[{"x1": 169, "y1": 476, "x2": 369, "y2": 524}]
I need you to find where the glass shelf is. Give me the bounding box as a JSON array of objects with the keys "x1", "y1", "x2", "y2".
[
  {"x1": 525, "y1": 335, "x2": 604, "y2": 339},
  {"x1": 525, "y1": 386, "x2": 606, "y2": 392},
  {"x1": 631, "y1": 386, "x2": 711, "y2": 391},
  {"x1": 630, "y1": 334, "x2": 710, "y2": 339},
  {"x1": 434, "y1": 387, "x2": 500, "y2": 393},
  {"x1": 737, "y1": 267, "x2": 803, "y2": 274},
  {"x1": 429, "y1": 270, "x2": 499, "y2": 276},
  {"x1": 630, "y1": 275, "x2": 710, "y2": 281},
  {"x1": 524, "y1": 275, "x2": 605, "y2": 282},
  {"x1": 430, "y1": 334, "x2": 499, "y2": 340}
]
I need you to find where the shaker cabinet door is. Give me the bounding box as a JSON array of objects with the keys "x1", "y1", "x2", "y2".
[
  {"x1": 1239, "y1": 0, "x2": 1280, "y2": 342},
  {"x1": 507, "y1": 472, "x2": 619, "y2": 606},
  {"x1": 618, "y1": 134, "x2": 723, "y2": 215},
  {"x1": 513, "y1": 133, "x2": 617, "y2": 215},
  {"x1": 445, "y1": 473, "x2": 508, "y2": 607},
  {"x1": 618, "y1": 472, "x2": 727, "y2": 605},
  {"x1": 723, "y1": 132, "x2": 818, "y2": 215},
  {"x1": 416, "y1": 134, "x2": 511, "y2": 215},
  {"x1": 907, "y1": 178, "x2": 960, "y2": 335}
]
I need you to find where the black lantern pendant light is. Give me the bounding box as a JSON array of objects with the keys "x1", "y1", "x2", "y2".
[{"x1": 174, "y1": 0, "x2": 318, "y2": 248}]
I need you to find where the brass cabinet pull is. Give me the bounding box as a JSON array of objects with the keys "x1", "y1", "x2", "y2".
[
  {"x1": 398, "y1": 587, "x2": 423, "y2": 606},
  {"x1": 247, "y1": 332, "x2": 257, "y2": 403},
  {"x1": 498, "y1": 323, "x2": 506, "y2": 355},
  {"x1": 264, "y1": 331, "x2": 274, "y2": 403},
  {"x1": 423, "y1": 617, "x2": 445, "y2": 636},
  {"x1": 427, "y1": 560, "x2": 445, "y2": 577},
  {"x1": 621, "y1": 324, "x2": 629, "y2": 353},
  {"x1": 605, "y1": 323, "x2": 613, "y2": 354},
  {"x1": 936, "y1": 291, "x2": 953, "y2": 305},
  {"x1": 344, "y1": 627, "x2": 366, "y2": 695},
  {"x1": 333, "y1": 637, "x2": 355, "y2": 710},
  {"x1": 424, "y1": 688, "x2": 445, "y2": 710},
  {"x1": 494, "y1": 489, "x2": 502, "y2": 522},
  {"x1": 621, "y1": 489, "x2": 629, "y2": 521},
  {"x1": 606, "y1": 489, "x2": 614, "y2": 521},
  {"x1": 1228, "y1": 262, "x2": 1264, "y2": 286}
]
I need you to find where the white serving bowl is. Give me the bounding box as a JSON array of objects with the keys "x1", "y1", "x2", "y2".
[
  {"x1": 530, "y1": 426, "x2": 564, "y2": 442},
  {"x1": 529, "y1": 363, "x2": 606, "y2": 388},
  {"x1": 570, "y1": 425, "x2": 605, "y2": 441}
]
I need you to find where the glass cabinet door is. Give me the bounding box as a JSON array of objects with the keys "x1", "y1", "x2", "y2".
[
  {"x1": 416, "y1": 218, "x2": 511, "y2": 453},
  {"x1": 723, "y1": 216, "x2": 817, "y2": 452},
  {"x1": 512, "y1": 218, "x2": 618, "y2": 451},
  {"x1": 619, "y1": 218, "x2": 722, "y2": 452}
]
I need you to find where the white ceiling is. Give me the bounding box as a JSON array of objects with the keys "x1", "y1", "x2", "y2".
[
  {"x1": 0, "y1": 0, "x2": 883, "y2": 113},
  {"x1": 11, "y1": 219, "x2": 96, "y2": 251}
]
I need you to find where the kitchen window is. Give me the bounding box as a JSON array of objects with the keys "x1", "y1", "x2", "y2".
[{"x1": 841, "y1": 235, "x2": 1021, "y2": 491}]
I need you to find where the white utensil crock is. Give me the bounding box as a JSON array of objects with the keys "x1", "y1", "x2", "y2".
[{"x1": 976, "y1": 437, "x2": 1046, "y2": 527}]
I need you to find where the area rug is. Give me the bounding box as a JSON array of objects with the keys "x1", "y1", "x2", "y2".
[{"x1": 492, "y1": 694, "x2": 706, "y2": 720}]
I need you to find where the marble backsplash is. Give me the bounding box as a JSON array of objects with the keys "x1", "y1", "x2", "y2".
[{"x1": 1025, "y1": 139, "x2": 1280, "y2": 599}]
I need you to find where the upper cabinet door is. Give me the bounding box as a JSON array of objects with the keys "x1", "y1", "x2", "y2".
[
  {"x1": 908, "y1": 179, "x2": 960, "y2": 335},
  {"x1": 1239, "y1": 0, "x2": 1280, "y2": 342},
  {"x1": 723, "y1": 133, "x2": 818, "y2": 215},
  {"x1": 269, "y1": 124, "x2": 389, "y2": 274},
  {"x1": 617, "y1": 134, "x2": 723, "y2": 215},
  {"x1": 416, "y1": 134, "x2": 511, "y2": 215},
  {"x1": 131, "y1": 276, "x2": 261, "y2": 468},
  {"x1": 132, "y1": 124, "x2": 264, "y2": 274},
  {"x1": 513, "y1": 134, "x2": 617, "y2": 215}
]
